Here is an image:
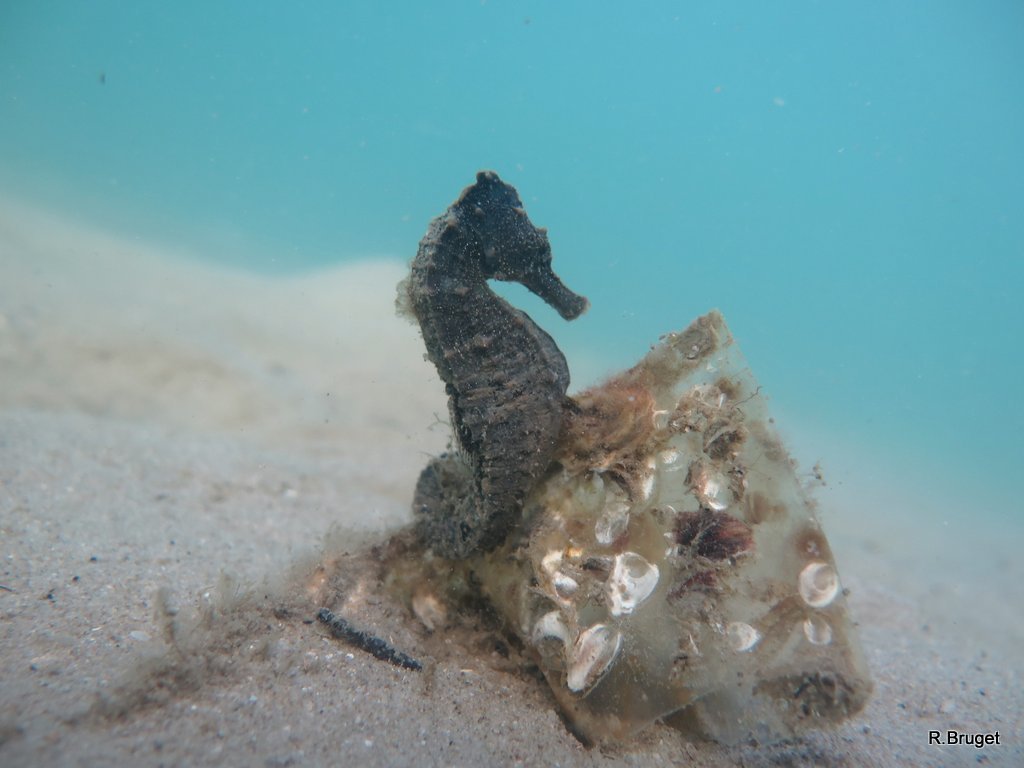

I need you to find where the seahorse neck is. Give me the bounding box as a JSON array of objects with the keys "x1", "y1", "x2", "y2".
[{"x1": 410, "y1": 225, "x2": 506, "y2": 385}]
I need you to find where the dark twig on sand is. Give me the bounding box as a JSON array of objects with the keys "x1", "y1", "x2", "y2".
[{"x1": 316, "y1": 608, "x2": 422, "y2": 672}]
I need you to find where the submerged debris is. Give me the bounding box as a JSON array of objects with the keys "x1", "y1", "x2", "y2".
[
  {"x1": 454, "y1": 312, "x2": 872, "y2": 744},
  {"x1": 316, "y1": 608, "x2": 422, "y2": 672}
]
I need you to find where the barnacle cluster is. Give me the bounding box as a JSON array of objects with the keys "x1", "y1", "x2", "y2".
[{"x1": 451, "y1": 311, "x2": 872, "y2": 744}]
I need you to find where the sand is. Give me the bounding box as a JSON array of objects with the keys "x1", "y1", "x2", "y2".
[{"x1": 1, "y1": 199, "x2": 1020, "y2": 767}]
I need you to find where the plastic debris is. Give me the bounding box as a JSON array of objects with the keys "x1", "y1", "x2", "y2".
[{"x1": 464, "y1": 311, "x2": 872, "y2": 744}]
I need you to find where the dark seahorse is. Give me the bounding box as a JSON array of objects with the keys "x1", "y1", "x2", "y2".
[{"x1": 402, "y1": 171, "x2": 588, "y2": 559}]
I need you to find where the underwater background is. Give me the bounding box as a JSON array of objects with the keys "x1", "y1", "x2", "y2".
[{"x1": 2, "y1": 0, "x2": 1021, "y2": 518}]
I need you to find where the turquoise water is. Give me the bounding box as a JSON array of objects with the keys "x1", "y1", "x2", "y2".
[{"x1": 2, "y1": 2, "x2": 1022, "y2": 513}]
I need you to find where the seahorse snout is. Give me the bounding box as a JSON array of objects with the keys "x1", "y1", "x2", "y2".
[{"x1": 520, "y1": 264, "x2": 589, "y2": 320}]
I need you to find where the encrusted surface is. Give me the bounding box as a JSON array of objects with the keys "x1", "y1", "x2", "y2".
[{"x1": 463, "y1": 311, "x2": 872, "y2": 744}]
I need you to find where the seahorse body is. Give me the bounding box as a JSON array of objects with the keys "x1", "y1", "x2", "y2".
[{"x1": 405, "y1": 171, "x2": 588, "y2": 559}]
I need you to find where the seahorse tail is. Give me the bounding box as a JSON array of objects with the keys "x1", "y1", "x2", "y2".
[{"x1": 412, "y1": 452, "x2": 516, "y2": 559}]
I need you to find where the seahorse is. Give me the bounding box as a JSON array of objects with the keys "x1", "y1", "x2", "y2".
[{"x1": 402, "y1": 171, "x2": 588, "y2": 559}]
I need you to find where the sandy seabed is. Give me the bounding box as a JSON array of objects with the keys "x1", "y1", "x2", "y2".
[{"x1": 0, "y1": 199, "x2": 1021, "y2": 767}]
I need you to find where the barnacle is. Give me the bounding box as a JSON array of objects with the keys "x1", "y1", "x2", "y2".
[{"x1": 798, "y1": 561, "x2": 841, "y2": 608}]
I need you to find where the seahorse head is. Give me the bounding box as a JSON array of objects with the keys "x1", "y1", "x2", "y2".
[{"x1": 455, "y1": 170, "x2": 589, "y2": 320}]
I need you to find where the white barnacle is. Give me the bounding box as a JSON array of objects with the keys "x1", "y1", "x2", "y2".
[
  {"x1": 689, "y1": 461, "x2": 732, "y2": 512},
  {"x1": 553, "y1": 573, "x2": 579, "y2": 598},
  {"x1": 567, "y1": 624, "x2": 622, "y2": 694},
  {"x1": 595, "y1": 499, "x2": 631, "y2": 545},
  {"x1": 726, "y1": 621, "x2": 761, "y2": 652},
  {"x1": 798, "y1": 561, "x2": 839, "y2": 608},
  {"x1": 540, "y1": 549, "x2": 579, "y2": 600},
  {"x1": 606, "y1": 552, "x2": 660, "y2": 616},
  {"x1": 803, "y1": 615, "x2": 833, "y2": 645},
  {"x1": 532, "y1": 611, "x2": 571, "y2": 648}
]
